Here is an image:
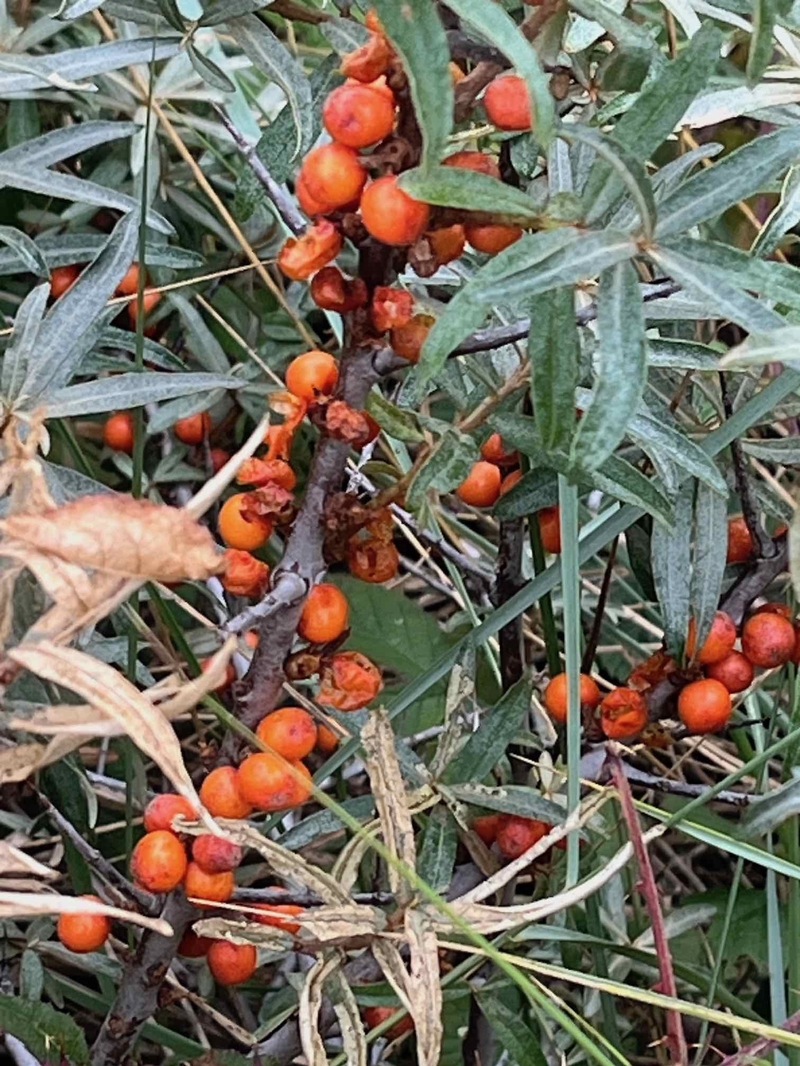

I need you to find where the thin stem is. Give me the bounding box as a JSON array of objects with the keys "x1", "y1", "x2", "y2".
[{"x1": 559, "y1": 474, "x2": 581, "y2": 886}]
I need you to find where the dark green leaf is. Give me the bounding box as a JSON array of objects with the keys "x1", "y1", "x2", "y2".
[
  {"x1": 568, "y1": 0, "x2": 661, "y2": 52},
  {"x1": 743, "y1": 437, "x2": 800, "y2": 462},
  {"x1": 752, "y1": 165, "x2": 800, "y2": 258},
  {"x1": 187, "y1": 41, "x2": 235, "y2": 92},
  {"x1": 0, "y1": 226, "x2": 49, "y2": 278},
  {"x1": 629, "y1": 407, "x2": 727, "y2": 495},
  {"x1": 417, "y1": 806, "x2": 458, "y2": 894},
  {"x1": 571, "y1": 260, "x2": 646, "y2": 472},
  {"x1": 651, "y1": 482, "x2": 693, "y2": 655},
  {"x1": 591, "y1": 453, "x2": 673, "y2": 526},
  {"x1": 690, "y1": 483, "x2": 729, "y2": 657},
  {"x1": 648, "y1": 338, "x2": 720, "y2": 370},
  {"x1": 0, "y1": 996, "x2": 89, "y2": 1065},
  {"x1": 529, "y1": 287, "x2": 578, "y2": 451},
  {"x1": 44, "y1": 372, "x2": 241, "y2": 418},
  {"x1": 720, "y1": 325, "x2": 800, "y2": 369},
  {"x1": 494, "y1": 467, "x2": 559, "y2": 519},
  {"x1": 447, "y1": 783, "x2": 565, "y2": 823},
  {"x1": 477, "y1": 994, "x2": 548, "y2": 1066},
  {"x1": 156, "y1": 0, "x2": 185, "y2": 30},
  {"x1": 400, "y1": 166, "x2": 540, "y2": 222},
  {"x1": 747, "y1": 0, "x2": 778, "y2": 83},
  {"x1": 278, "y1": 795, "x2": 376, "y2": 850},
  {"x1": 0, "y1": 234, "x2": 202, "y2": 275},
  {"x1": 664, "y1": 236, "x2": 800, "y2": 313},
  {"x1": 406, "y1": 429, "x2": 478, "y2": 511},
  {"x1": 200, "y1": 0, "x2": 274, "y2": 25},
  {"x1": 2, "y1": 282, "x2": 49, "y2": 403},
  {"x1": 372, "y1": 0, "x2": 452, "y2": 170},
  {"x1": 365, "y1": 389, "x2": 425, "y2": 442},
  {"x1": 0, "y1": 38, "x2": 180, "y2": 94},
  {"x1": 442, "y1": 676, "x2": 532, "y2": 784}
]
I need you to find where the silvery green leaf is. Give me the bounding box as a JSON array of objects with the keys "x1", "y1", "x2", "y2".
[
  {"x1": 0, "y1": 226, "x2": 47, "y2": 277},
  {"x1": 1, "y1": 282, "x2": 49, "y2": 402},
  {"x1": 565, "y1": 124, "x2": 656, "y2": 237},
  {"x1": 147, "y1": 389, "x2": 228, "y2": 434},
  {"x1": 57, "y1": 0, "x2": 108, "y2": 17},
  {"x1": 529, "y1": 287, "x2": 578, "y2": 451},
  {"x1": 658, "y1": 0, "x2": 701, "y2": 36},
  {"x1": 752, "y1": 165, "x2": 800, "y2": 258},
  {"x1": 320, "y1": 16, "x2": 370, "y2": 55},
  {"x1": 0, "y1": 37, "x2": 179, "y2": 94},
  {"x1": 664, "y1": 236, "x2": 800, "y2": 312},
  {"x1": 742, "y1": 437, "x2": 800, "y2": 462},
  {"x1": 743, "y1": 775, "x2": 800, "y2": 838},
  {"x1": 690, "y1": 483, "x2": 729, "y2": 656},
  {"x1": 186, "y1": 40, "x2": 235, "y2": 93},
  {"x1": 648, "y1": 338, "x2": 721, "y2": 369},
  {"x1": 0, "y1": 121, "x2": 136, "y2": 172},
  {"x1": 720, "y1": 325, "x2": 800, "y2": 368},
  {"x1": 44, "y1": 372, "x2": 241, "y2": 418},
  {"x1": 200, "y1": 0, "x2": 275, "y2": 25},
  {"x1": 651, "y1": 481, "x2": 693, "y2": 655},
  {"x1": 0, "y1": 233, "x2": 202, "y2": 275},
  {"x1": 169, "y1": 292, "x2": 230, "y2": 374},
  {"x1": 629, "y1": 408, "x2": 727, "y2": 495},
  {"x1": 97, "y1": 327, "x2": 186, "y2": 372},
  {"x1": 401, "y1": 166, "x2": 541, "y2": 222},
  {"x1": 569, "y1": 0, "x2": 660, "y2": 52}
]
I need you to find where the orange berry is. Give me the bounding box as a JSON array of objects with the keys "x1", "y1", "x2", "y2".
[
  {"x1": 174, "y1": 411, "x2": 211, "y2": 446},
  {"x1": 222, "y1": 549, "x2": 270, "y2": 599},
  {"x1": 340, "y1": 31, "x2": 394, "y2": 83},
  {"x1": 599, "y1": 687, "x2": 648, "y2": 740},
  {"x1": 705, "y1": 651, "x2": 754, "y2": 694},
  {"x1": 496, "y1": 816, "x2": 549, "y2": 860},
  {"x1": 480, "y1": 432, "x2": 518, "y2": 467},
  {"x1": 391, "y1": 313, "x2": 435, "y2": 363},
  {"x1": 443, "y1": 150, "x2": 501, "y2": 179},
  {"x1": 191, "y1": 834, "x2": 243, "y2": 874},
  {"x1": 741, "y1": 611, "x2": 797, "y2": 668},
  {"x1": 199, "y1": 766, "x2": 253, "y2": 820},
  {"x1": 50, "y1": 264, "x2": 80, "y2": 298},
  {"x1": 298, "y1": 584, "x2": 350, "y2": 645},
  {"x1": 143, "y1": 793, "x2": 197, "y2": 834},
  {"x1": 426, "y1": 224, "x2": 466, "y2": 266},
  {"x1": 456, "y1": 460, "x2": 502, "y2": 507},
  {"x1": 310, "y1": 266, "x2": 368, "y2": 312},
  {"x1": 316, "y1": 723, "x2": 340, "y2": 753},
  {"x1": 103, "y1": 412, "x2": 134, "y2": 454},
  {"x1": 131, "y1": 830, "x2": 188, "y2": 893},
  {"x1": 184, "y1": 861, "x2": 235, "y2": 905},
  {"x1": 210, "y1": 448, "x2": 230, "y2": 473},
  {"x1": 363, "y1": 1005, "x2": 414, "y2": 1040},
  {"x1": 371, "y1": 286, "x2": 413, "y2": 333},
  {"x1": 499, "y1": 469, "x2": 523, "y2": 496},
  {"x1": 466, "y1": 223, "x2": 523, "y2": 255},
  {"x1": 347, "y1": 536, "x2": 399, "y2": 583},
  {"x1": 300, "y1": 143, "x2": 367, "y2": 211},
  {"x1": 755, "y1": 602, "x2": 792, "y2": 619},
  {"x1": 178, "y1": 930, "x2": 213, "y2": 957},
  {"x1": 285, "y1": 349, "x2": 339, "y2": 401},
  {"x1": 318, "y1": 650, "x2": 383, "y2": 711},
  {"x1": 57, "y1": 896, "x2": 110, "y2": 953},
  {"x1": 538, "y1": 506, "x2": 561, "y2": 553},
  {"x1": 727, "y1": 516, "x2": 755, "y2": 564},
  {"x1": 484, "y1": 74, "x2": 533, "y2": 131},
  {"x1": 323, "y1": 82, "x2": 395, "y2": 148},
  {"x1": 278, "y1": 220, "x2": 343, "y2": 281},
  {"x1": 686, "y1": 611, "x2": 737, "y2": 665},
  {"x1": 237, "y1": 457, "x2": 297, "y2": 492},
  {"x1": 207, "y1": 940, "x2": 257, "y2": 986},
  {"x1": 116, "y1": 263, "x2": 142, "y2": 296},
  {"x1": 127, "y1": 288, "x2": 161, "y2": 325},
  {"x1": 244, "y1": 630, "x2": 259, "y2": 649},
  {"x1": 218, "y1": 493, "x2": 273, "y2": 551},
  {"x1": 678, "y1": 678, "x2": 732, "y2": 734},
  {"x1": 285, "y1": 760, "x2": 313, "y2": 807},
  {"x1": 296, "y1": 170, "x2": 336, "y2": 217},
  {"x1": 256, "y1": 706, "x2": 318, "y2": 760},
  {"x1": 251, "y1": 903, "x2": 303, "y2": 934},
  {"x1": 473, "y1": 814, "x2": 503, "y2": 845},
  {"x1": 360, "y1": 175, "x2": 431, "y2": 246},
  {"x1": 543, "y1": 672, "x2": 601, "y2": 724},
  {"x1": 237, "y1": 753, "x2": 303, "y2": 811}
]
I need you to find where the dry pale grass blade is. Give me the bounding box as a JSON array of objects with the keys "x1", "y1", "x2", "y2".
[
  {"x1": 0, "y1": 891, "x2": 173, "y2": 934},
  {"x1": 328, "y1": 969, "x2": 367, "y2": 1066},
  {"x1": 184, "y1": 821, "x2": 351, "y2": 904},
  {"x1": 0, "y1": 496, "x2": 222, "y2": 581},
  {"x1": 0, "y1": 840, "x2": 58, "y2": 880},
  {"x1": 436, "y1": 825, "x2": 665, "y2": 933},
  {"x1": 8, "y1": 641, "x2": 206, "y2": 821},
  {"x1": 193, "y1": 916, "x2": 293, "y2": 952},
  {"x1": 361, "y1": 709, "x2": 417, "y2": 905},
  {"x1": 300, "y1": 953, "x2": 341, "y2": 1066},
  {"x1": 405, "y1": 910, "x2": 443, "y2": 1066},
  {"x1": 157, "y1": 637, "x2": 237, "y2": 717},
  {"x1": 184, "y1": 413, "x2": 270, "y2": 520},
  {"x1": 429, "y1": 660, "x2": 476, "y2": 780}
]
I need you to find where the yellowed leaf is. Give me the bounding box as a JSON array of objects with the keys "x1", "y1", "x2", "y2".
[
  {"x1": 405, "y1": 910, "x2": 442, "y2": 1066},
  {"x1": 0, "y1": 891, "x2": 172, "y2": 934},
  {"x1": 8, "y1": 641, "x2": 208, "y2": 825},
  {"x1": 1, "y1": 496, "x2": 223, "y2": 582},
  {"x1": 192, "y1": 916, "x2": 292, "y2": 952},
  {"x1": 0, "y1": 840, "x2": 58, "y2": 880},
  {"x1": 300, "y1": 953, "x2": 341, "y2": 1066},
  {"x1": 294, "y1": 904, "x2": 386, "y2": 944},
  {"x1": 328, "y1": 969, "x2": 367, "y2": 1066}
]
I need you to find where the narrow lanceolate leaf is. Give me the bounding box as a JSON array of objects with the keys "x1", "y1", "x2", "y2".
[
  {"x1": 747, "y1": 0, "x2": 778, "y2": 84},
  {"x1": 20, "y1": 213, "x2": 141, "y2": 401},
  {"x1": 43, "y1": 372, "x2": 242, "y2": 418},
  {"x1": 648, "y1": 245, "x2": 786, "y2": 335},
  {"x1": 493, "y1": 467, "x2": 560, "y2": 519},
  {"x1": 582, "y1": 23, "x2": 722, "y2": 219},
  {"x1": 446, "y1": 784, "x2": 565, "y2": 824},
  {"x1": 569, "y1": 0, "x2": 660, "y2": 52},
  {"x1": 371, "y1": 0, "x2": 452, "y2": 170},
  {"x1": 663, "y1": 237, "x2": 800, "y2": 313},
  {"x1": 186, "y1": 42, "x2": 235, "y2": 93},
  {"x1": 0, "y1": 227, "x2": 48, "y2": 278},
  {"x1": 443, "y1": 676, "x2": 532, "y2": 785},
  {"x1": 417, "y1": 806, "x2": 458, "y2": 895},
  {"x1": 752, "y1": 166, "x2": 800, "y2": 258},
  {"x1": 0, "y1": 235, "x2": 202, "y2": 275},
  {"x1": 590, "y1": 454, "x2": 673, "y2": 527},
  {"x1": 300, "y1": 955, "x2": 341, "y2": 1066},
  {"x1": 651, "y1": 483, "x2": 693, "y2": 655},
  {"x1": 200, "y1": 0, "x2": 274, "y2": 24},
  {"x1": 655, "y1": 125, "x2": 800, "y2": 239},
  {"x1": 690, "y1": 483, "x2": 729, "y2": 655},
  {"x1": 629, "y1": 408, "x2": 727, "y2": 495},
  {"x1": 327, "y1": 971, "x2": 368, "y2": 1066},
  {"x1": 0, "y1": 38, "x2": 180, "y2": 95},
  {"x1": 571, "y1": 261, "x2": 646, "y2": 473},
  {"x1": 721, "y1": 326, "x2": 800, "y2": 369},
  {"x1": 443, "y1": 0, "x2": 555, "y2": 146},
  {"x1": 658, "y1": 0, "x2": 700, "y2": 37},
  {"x1": 405, "y1": 910, "x2": 443, "y2": 1066},
  {"x1": 648, "y1": 338, "x2": 722, "y2": 371},
  {"x1": 400, "y1": 166, "x2": 540, "y2": 222},
  {"x1": 790, "y1": 506, "x2": 800, "y2": 606},
  {"x1": 564, "y1": 125, "x2": 657, "y2": 237},
  {"x1": 477, "y1": 994, "x2": 548, "y2": 1066},
  {"x1": 227, "y1": 14, "x2": 313, "y2": 160},
  {"x1": 406, "y1": 430, "x2": 477, "y2": 510},
  {"x1": 0, "y1": 121, "x2": 137, "y2": 172},
  {"x1": 530, "y1": 287, "x2": 579, "y2": 451},
  {"x1": 1, "y1": 283, "x2": 49, "y2": 403}
]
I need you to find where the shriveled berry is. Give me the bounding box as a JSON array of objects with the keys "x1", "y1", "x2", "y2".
[
  {"x1": 599, "y1": 688, "x2": 648, "y2": 740},
  {"x1": 191, "y1": 834, "x2": 243, "y2": 874},
  {"x1": 496, "y1": 816, "x2": 549, "y2": 860},
  {"x1": 278, "y1": 221, "x2": 343, "y2": 281}
]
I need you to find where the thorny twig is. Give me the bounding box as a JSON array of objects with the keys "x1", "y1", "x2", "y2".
[{"x1": 607, "y1": 748, "x2": 689, "y2": 1066}]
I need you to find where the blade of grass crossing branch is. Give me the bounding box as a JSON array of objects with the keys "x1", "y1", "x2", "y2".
[
  {"x1": 559, "y1": 475, "x2": 582, "y2": 886},
  {"x1": 529, "y1": 504, "x2": 561, "y2": 677}
]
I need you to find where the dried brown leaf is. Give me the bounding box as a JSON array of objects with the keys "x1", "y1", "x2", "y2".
[
  {"x1": 0, "y1": 560, "x2": 23, "y2": 650},
  {"x1": 0, "y1": 890, "x2": 172, "y2": 934},
  {"x1": 192, "y1": 916, "x2": 293, "y2": 952},
  {"x1": 371, "y1": 939, "x2": 417, "y2": 1024},
  {"x1": 1, "y1": 496, "x2": 223, "y2": 582},
  {"x1": 328, "y1": 969, "x2": 367, "y2": 1066},
  {"x1": 0, "y1": 840, "x2": 58, "y2": 880},
  {"x1": 405, "y1": 910, "x2": 442, "y2": 1066},
  {"x1": 300, "y1": 953, "x2": 341, "y2": 1066},
  {"x1": 10, "y1": 704, "x2": 110, "y2": 736},
  {"x1": 8, "y1": 641, "x2": 206, "y2": 822},
  {"x1": 361, "y1": 709, "x2": 416, "y2": 905},
  {"x1": 0, "y1": 742, "x2": 51, "y2": 784},
  {"x1": 294, "y1": 904, "x2": 386, "y2": 944}
]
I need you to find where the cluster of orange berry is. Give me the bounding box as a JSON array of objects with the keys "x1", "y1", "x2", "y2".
[
  {"x1": 103, "y1": 406, "x2": 217, "y2": 458},
  {"x1": 472, "y1": 811, "x2": 559, "y2": 862},
  {"x1": 51, "y1": 260, "x2": 161, "y2": 327}
]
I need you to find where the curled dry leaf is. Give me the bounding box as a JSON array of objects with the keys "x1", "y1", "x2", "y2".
[
  {"x1": 0, "y1": 891, "x2": 173, "y2": 935},
  {"x1": 300, "y1": 953, "x2": 342, "y2": 1066},
  {"x1": 361, "y1": 708, "x2": 417, "y2": 906},
  {"x1": 184, "y1": 413, "x2": 271, "y2": 521},
  {"x1": 193, "y1": 916, "x2": 293, "y2": 952},
  {"x1": 0, "y1": 417, "x2": 55, "y2": 518},
  {"x1": 294, "y1": 904, "x2": 387, "y2": 945},
  {"x1": 8, "y1": 641, "x2": 208, "y2": 824},
  {"x1": 328, "y1": 969, "x2": 367, "y2": 1066},
  {"x1": 0, "y1": 839, "x2": 59, "y2": 881},
  {"x1": 0, "y1": 495, "x2": 223, "y2": 582},
  {"x1": 405, "y1": 910, "x2": 443, "y2": 1066},
  {"x1": 0, "y1": 742, "x2": 55, "y2": 785}
]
